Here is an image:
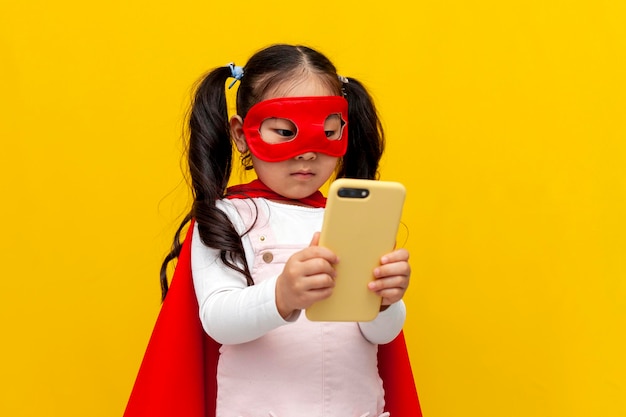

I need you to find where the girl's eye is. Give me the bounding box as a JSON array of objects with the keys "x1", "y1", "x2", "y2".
[
  {"x1": 259, "y1": 118, "x2": 298, "y2": 144},
  {"x1": 323, "y1": 114, "x2": 345, "y2": 141},
  {"x1": 276, "y1": 129, "x2": 295, "y2": 137}
]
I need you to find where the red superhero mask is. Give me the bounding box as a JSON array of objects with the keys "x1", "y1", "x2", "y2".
[{"x1": 242, "y1": 96, "x2": 349, "y2": 162}]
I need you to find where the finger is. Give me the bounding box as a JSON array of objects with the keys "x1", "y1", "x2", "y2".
[
  {"x1": 380, "y1": 248, "x2": 410, "y2": 264},
  {"x1": 299, "y1": 245, "x2": 339, "y2": 265},
  {"x1": 309, "y1": 232, "x2": 341, "y2": 264},
  {"x1": 368, "y1": 275, "x2": 408, "y2": 292},
  {"x1": 309, "y1": 231, "x2": 321, "y2": 247},
  {"x1": 297, "y1": 257, "x2": 337, "y2": 280},
  {"x1": 375, "y1": 287, "x2": 406, "y2": 306},
  {"x1": 301, "y1": 286, "x2": 334, "y2": 306},
  {"x1": 373, "y1": 261, "x2": 410, "y2": 279},
  {"x1": 304, "y1": 273, "x2": 336, "y2": 291},
  {"x1": 288, "y1": 245, "x2": 338, "y2": 267}
]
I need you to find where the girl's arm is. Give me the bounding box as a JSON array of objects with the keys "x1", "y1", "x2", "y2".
[
  {"x1": 191, "y1": 210, "x2": 294, "y2": 345},
  {"x1": 358, "y1": 300, "x2": 406, "y2": 344}
]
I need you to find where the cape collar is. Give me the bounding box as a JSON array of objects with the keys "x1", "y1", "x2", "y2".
[{"x1": 225, "y1": 179, "x2": 326, "y2": 208}]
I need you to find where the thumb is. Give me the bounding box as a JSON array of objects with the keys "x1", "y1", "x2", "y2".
[{"x1": 309, "y1": 231, "x2": 321, "y2": 247}]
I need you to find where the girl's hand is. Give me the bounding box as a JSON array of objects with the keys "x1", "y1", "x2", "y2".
[
  {"x1": 275, "y1": 232, "x2": 338, "y2": 319},
  {"x1": 368, "y1": 248, "x2": 411, "y2": 308}
]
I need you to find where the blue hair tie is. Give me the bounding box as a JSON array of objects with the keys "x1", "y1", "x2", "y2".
[{"x1": 227, "y1": 62, "x2": 244, "y2": 89}]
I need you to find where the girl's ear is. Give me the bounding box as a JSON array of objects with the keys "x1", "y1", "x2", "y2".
[{"x1": 230, "y1": 115, "x2": 248, "y2": 153}]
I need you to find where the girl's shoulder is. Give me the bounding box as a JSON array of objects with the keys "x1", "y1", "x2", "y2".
[{"x1": 217, "y1": 198, "x2": 258, "y2": 232}]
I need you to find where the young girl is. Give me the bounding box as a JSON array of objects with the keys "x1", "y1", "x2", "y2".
[{"x1": 125, "y1": 44, "x2": 421, "y2": 417}]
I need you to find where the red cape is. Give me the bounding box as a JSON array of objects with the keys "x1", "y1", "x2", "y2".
[{"x1": 124, "y1": 222, "x2": 422, "y2": 417}]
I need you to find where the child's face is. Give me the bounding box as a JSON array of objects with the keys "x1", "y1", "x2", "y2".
[{"x1": 232, "y1": 76, "x2": 342, "y2": 201}]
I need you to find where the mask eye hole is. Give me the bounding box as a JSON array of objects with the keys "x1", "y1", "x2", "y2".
[
  {"x1": 324, "y1": 113, "x2": 345, "y2": 141},
  {"x1": 259, "y1": 118, "x2": 298, "y2": 144}
]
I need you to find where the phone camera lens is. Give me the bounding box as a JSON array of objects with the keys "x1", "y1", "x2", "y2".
[{"x1": 337, "y1": 188, "x2": 369, "y2": 198}]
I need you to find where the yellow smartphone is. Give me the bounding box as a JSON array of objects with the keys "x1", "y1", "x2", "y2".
[{"x1": 305, "y1": 178, "x2": 406, "y2": 322}]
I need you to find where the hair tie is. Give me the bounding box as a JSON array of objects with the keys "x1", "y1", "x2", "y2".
[
  {"x1": 227, "y1": 62, "x2": 244, "y2": 89},
  {"x1": 338, "y1": 75, "x2": 349, "y2": 97}
]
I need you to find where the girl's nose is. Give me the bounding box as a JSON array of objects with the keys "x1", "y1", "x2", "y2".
[{"x1": 295, "y1": 151, "x2": 317, "y2": 160}]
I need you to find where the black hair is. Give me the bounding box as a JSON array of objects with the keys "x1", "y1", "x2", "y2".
[{"x1": 160, "y1": 44, "x2": 385, "y2": 300}]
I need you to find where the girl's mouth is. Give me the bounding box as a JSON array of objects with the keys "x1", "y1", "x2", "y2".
[{"x1": 291, "y1": 170, "x2": 314, "y2": 179}]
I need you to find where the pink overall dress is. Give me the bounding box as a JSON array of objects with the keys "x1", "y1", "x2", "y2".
[{"x1": 215, "y1": 199, "x2": 388, "y2": 417}]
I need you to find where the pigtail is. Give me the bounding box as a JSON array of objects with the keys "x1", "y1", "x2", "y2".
[
  {"x1": 187, "y1": 67, "x2": 233, "y2": 197},
  {"x1": 337, "y1": 77, "x2": 385, "y2": 180},
  {"x1": 159, "y1": 212, "x2": 193, "y2": 298},
  {"x1": 160, "y1": 67, "x2": 253, "y2": 301}
]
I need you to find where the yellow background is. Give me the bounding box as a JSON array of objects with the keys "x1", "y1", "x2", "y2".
[{"x1": 1, "y1": 1, "x2": 624, "y2": 416}]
